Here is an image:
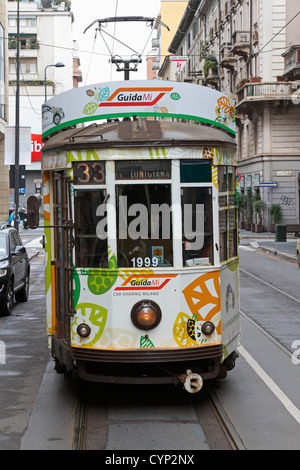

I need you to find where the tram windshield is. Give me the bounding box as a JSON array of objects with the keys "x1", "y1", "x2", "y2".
[
  {"x1": 181, "y1": 187, "x2": 213, "y2": 266},
  {"x1": 116, "y1": 183, "x2": 173, "y2": 268},
  {"x1": 72, "y1": 159, "x2": 219, "y2": 269}
]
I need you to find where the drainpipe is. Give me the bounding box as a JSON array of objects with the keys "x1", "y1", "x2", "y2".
[{"x1": 249, "y1": 0, "x2": 253, "y2": 77}]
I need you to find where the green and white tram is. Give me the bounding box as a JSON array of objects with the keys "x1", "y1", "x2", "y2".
[{"x1": 39, "y1": 80, "x2": 240, "y2": 392}]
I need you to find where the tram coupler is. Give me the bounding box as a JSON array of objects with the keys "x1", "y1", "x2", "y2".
[{"x1": 178, "y1": 369, "x2": 203, "y2": 394}]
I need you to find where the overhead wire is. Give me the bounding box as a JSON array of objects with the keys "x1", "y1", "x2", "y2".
[
  {"x1": 84, "y1": 28, "x2": 98, "y2": 86},
  {"x1": 110, "y1": 0, "x2": 119, "y2": 80}
]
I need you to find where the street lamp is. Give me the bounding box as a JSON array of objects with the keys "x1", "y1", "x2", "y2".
[{"x1": 44, "y1": 62, "x2": 65, "y2": 101}]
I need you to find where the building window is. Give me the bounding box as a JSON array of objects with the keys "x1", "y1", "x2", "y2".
[{"x1": 8, "y1": 16, "x2": 37, "y2": 27}]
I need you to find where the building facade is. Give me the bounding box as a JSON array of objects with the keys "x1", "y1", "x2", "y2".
[
  {"x1": 0, "y1": 0, "x2": 9, "y2": 223},
  {"x1": 151, "y1": 0, "x2": 189, "y2": 81},
  {"x1": 165, "y1": 0, "x2": 300, "y2": 230},
  {"x1": 8, "y1": 0, "x2": 81, "y2": 204}
]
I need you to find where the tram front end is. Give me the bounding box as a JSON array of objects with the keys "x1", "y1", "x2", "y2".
[{"x1": 41, "y1": 81, "x2": 240, "y2": 392}]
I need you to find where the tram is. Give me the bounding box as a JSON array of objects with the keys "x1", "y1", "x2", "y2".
[{"x1": 37, "y1": 79, "x2": 240, "y2": 393}]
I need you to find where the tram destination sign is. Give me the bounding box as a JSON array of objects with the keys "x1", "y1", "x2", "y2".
[
  {"x1": 115, "y1": 160, "x2": 171, "y2": 180},
  {"x1": 42, "y1": 80, "x2": 236, "y2": 139}
]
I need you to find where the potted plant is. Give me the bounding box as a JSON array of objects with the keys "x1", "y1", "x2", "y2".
[
  {"x1": 270, "y1": 203, "x2": 282, "y2": 232},
  {"x1": 245, "y1": 188, "x2": 253, "y2": 231},
  {"x1": 236, "y1": 78, "x2": 250, "y2": 90},
  {"x1": 250, "y1": 77, "x2": 262, "y2": 83},
  {"x1": 237, "y1": 192, "x2": 247, "y2": 228},
  {"x1": 204, "y1": 55, "x2": 218, "y2": 80},
  {"x1": 254, "y1": 199, "x2": 265, "y2": 232}
]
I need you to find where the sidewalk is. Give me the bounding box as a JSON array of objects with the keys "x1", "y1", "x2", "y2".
[{"x1": 239, "y1": 228, "x2": 298, "y2": 264}]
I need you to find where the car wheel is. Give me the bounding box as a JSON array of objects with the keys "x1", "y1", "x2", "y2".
[
  {"x1": 0, "y1": 282, "x2": 14, "y2": 316},
  {"x1": 15, "y1": 273, "x2": 29, "y2": 302},
  {"x1": 298, "y1": 253, "x2": 300, "y2": 268}
]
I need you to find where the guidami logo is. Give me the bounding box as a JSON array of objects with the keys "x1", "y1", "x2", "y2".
[
  {"x1": 115, "y1": 274, "x2": 177, "y2": 291},
  {"x1": 99, "y1": 87, "x2": 174, "y2": 108}
]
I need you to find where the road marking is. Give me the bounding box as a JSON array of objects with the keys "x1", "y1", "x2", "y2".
[
  {"x1": 257, "y1": 250, "x2": 297, "y2": 266},
  {"x1": 238, "y1": 345, "x2": 300, "y2": 425}
]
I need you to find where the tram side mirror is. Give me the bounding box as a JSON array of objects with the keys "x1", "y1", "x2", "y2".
[{"x1": 27, "y1": 194, "x2": 42, "y2": 229}]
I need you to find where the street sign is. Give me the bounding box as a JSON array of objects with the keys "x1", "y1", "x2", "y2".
[
  {"x1": 260, "y1": 182, "x2": 278, "y2": 188},
  {"x1": 236, "y1": 172, "x2": 241, "y2": 183}
]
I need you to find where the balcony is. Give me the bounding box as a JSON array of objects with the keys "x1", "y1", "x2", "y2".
[
  {"x1": 231, "y1": 31, "x2": 251, "y2": 58},
  {"x1": 282, "y1": 45, "x2": 300, "y2": 80},
  {"x1": 236, "y1": 81, "x2": 296, "y2": 113},
  {"x1": 220, "y1": 43, "x2": 237, "y2": 70}
]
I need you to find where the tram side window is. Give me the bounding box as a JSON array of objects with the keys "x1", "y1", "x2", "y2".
[
  {"x1": 181, "y1": 187, "x2": 213, "y2": 266},
  {"x1": 218, "y1": 166, "x2": 238, "y2": 262},
  {"x1": 74, "y1": 189, "x2": 108, "y2": 268},
  {"x1": 116, "y1": 184, "x2": 173, "y2": 268}
]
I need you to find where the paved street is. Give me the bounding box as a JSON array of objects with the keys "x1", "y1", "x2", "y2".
[{"x1": 240, "y1": 228, "x2": 298, "y2": 264}]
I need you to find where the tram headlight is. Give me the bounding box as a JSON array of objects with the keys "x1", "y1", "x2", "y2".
[
  {"x1": 201, "y1": 321, "x2": 215, "y2": 336},
  {"x1": 77, "y1": 323, "x2": 91, "y2": 338},
  {"x1": 131, "y1": 300, "x2": 162, "y2": 330}
]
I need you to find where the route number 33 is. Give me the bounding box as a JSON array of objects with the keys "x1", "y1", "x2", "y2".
[{"x1": 73, "y1": 162, "x2": 105, "y2": 185}]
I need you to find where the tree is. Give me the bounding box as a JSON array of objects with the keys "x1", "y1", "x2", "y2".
[
  {"x1": 270, "y1": 203, "x2": 282, "y2": 225},
  {"x1": 237, "y1": 192, "x2": 246, "y2": 223},
  {"x1": 246, "y1": 188, "x2": 253, "y2": 224},
  {"x1": 254, "y1": 200, "x2": 264, "y2": 224},
  {"x1": 204, "y1": 56, "x2": 218, "y2": 79}
]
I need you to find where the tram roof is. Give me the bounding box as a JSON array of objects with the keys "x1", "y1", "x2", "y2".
[{"x1": 42, "y1": 118, "x2": 236, "y2": 152}]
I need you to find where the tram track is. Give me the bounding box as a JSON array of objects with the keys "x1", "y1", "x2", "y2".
[
  {"x1": 205, "y1": 388, "x2": 246, "y2": 450},
  {"x1": 73, "y1": 383, "x2": 88, "y2": 451},
  {"x1": 72, "y1": 379, "x2": 244, "y2": 451},
  {"x1": 239, "y1": 258, "x2": 300, "y2": 356},
  {"x1": 240, "y1": 267, "x2": 300, "y2": 306}
]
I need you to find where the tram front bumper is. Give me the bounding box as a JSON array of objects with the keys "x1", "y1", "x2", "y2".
[{"x1": 71, "y1": 343, "x2": 223, "y2": 386}]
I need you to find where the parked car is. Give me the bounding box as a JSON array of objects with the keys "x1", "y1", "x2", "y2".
[
  {"x1": 0, "y1": 226, "x2": 30, "y2": 316},
  {"x1": 297, "y1": 237, "x2": 300, "y2": 268}
]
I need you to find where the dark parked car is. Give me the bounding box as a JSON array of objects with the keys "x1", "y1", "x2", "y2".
[{"x1": 0, "y1": 226, "x2": 30, "y2": 316}]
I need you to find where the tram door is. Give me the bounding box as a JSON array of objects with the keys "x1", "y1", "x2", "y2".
[{"x1": 52, "y1": 172, "x2": 74, "y2": 344}]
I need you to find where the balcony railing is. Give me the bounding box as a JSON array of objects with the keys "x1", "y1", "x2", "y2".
[
  {"x1": 220, "y1": 43, "x2": 237, "y2": 70},
  {"x1": 231, "y1": 30, "x2": 251, "y2": 58},
  {"x1": 282, "y1": 45, "x2": 300, "y2": 79},
  {"x1": 236, "y1": 81, "x2": 295, "y2": 106}
]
